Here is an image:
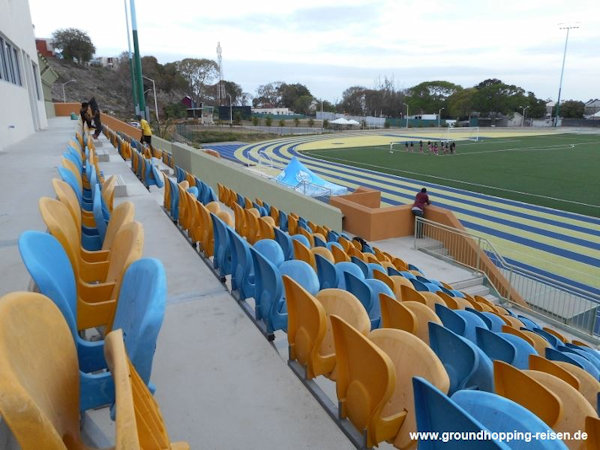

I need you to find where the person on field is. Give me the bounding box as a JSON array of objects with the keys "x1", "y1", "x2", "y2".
[{"x1": 412, "y1": 188, "x2": 431, "y2": 238}]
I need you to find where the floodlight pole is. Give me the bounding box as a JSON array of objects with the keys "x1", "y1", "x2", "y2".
[
  {"x1": 130, "y1": 0, "x2": 146, "y2": 119},
  {"x1": 124, "y1": 0, "x2": 137, "y2": 114},
  {"x1": 227, "y1": 93, "x2": 232, "y2": 125},
  {"x1": 61, "y1": 80, "x2": 75, "y2": 102},
  {"x1": 403, "y1": 103, "x2": 409, "y2": 128},
  {"x1": 438, "y1": 107, "x2": 445, "y2": 127},
  {"x1": 554, "y1": 25, "x2": 578, "y2": 127},
  {"x1": 520, "y1": 106, "x2": 529, "y2": 126},
  {"x1": 143, "y1": 75, "x2": 159, "y2": 126}
]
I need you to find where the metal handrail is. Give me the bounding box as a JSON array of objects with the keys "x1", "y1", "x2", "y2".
[{"x1": 414, "y1": 217, "x2": 600, "y2": 337}]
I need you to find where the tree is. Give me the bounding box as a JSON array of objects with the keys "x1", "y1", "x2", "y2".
[
  {"x1": 406, "y1": 81, "x2": 462, "y2": 115},
  {"x1": 279, "y1": 83, "x2": 312, "y2": 109},
  {"x1": 340, "y1": 86, "x2": 367, "y2": 115},
  {"x1": 176, "y1": 58, "x2": 219, "y2": 106},
  {"x1": 52, "y1": 28, "x2": 95, "y2": 64},
  {"x1": 559, "y1": 100, "x2": 585, "y2": 118},
  {"x1": 253, "y1": 82, "x2": 283, "y2": 107},
  {"x1": 472, "y1": 79, "x2": 526, "y2": 115},
  {"x1": 447, "y1": 88, "x2": 476, "y2": 119},
  {"x1": 294, "y1": 94, "x2": 313, "y2": 115}
]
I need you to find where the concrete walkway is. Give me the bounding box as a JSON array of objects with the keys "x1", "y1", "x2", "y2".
[{"x1": 0, "y1": 118, "x2": 350, "y2": 449}]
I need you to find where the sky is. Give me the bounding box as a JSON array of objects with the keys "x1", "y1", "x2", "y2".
[{"x1": 28, "y1": 0, "x2": 600, "y2": 103}]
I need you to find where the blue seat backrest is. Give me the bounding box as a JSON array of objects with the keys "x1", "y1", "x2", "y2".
[
  {"x1": 451, "y1": 390, "x2": 566, "y2": 450},
  {"x1": 435, "y1": 303, "x2": 468, "y2": 339},
  {"x1": 428, "y1": 322, "x2": 494, "y2": 394},
  {"x1": 313, "y1": 235, "x2": 327, "y2": 247},
  {"x1": 273, "y1": 227, "x2": 293, "y2": 261},
  {"x1": 92, "y1": 184, "x2": 107, "y2": 243},
  {"x1": 210, "y1": 213, "x2": 232, "y2": 277},
  {"x1": 412, "y1": 377, "x2": 509, "y2": 450},
  {"x1": 350, "y1": 256, "x2": 369, "y2": 278},
  {"x1": 327, "y1": 230, "x2": 340, "y2": 242},
  {"x1": 250, "y1": 247, "x2": 285, "y2": 332},
  {"x1": 344, "y1": 272, "x2": 373, "y2": 319},
  {"x1": 367, "y1": 263, "x2": 385, "y2": 278},
  {"x1": 279, "y1": 260, "x2": 320, "y2": 296},
  {"x1": 516, "y1": 315, "x2": 540, "y2": 331},
  {"x1": 290, "y1": 233, "x2": 310, "y2": 249},
  {"x1": 531, "y1": 328, "x2": 560, "y2": 348},
  {"x1": 335, "y1": 261, "x2": 365, "y2": 290},
  {"x1": 254, "y1": 239, "x2": 284, "y2": 268},
  {"x1": 194, "y1": 177, "x2": 205, "y2": 201},
  {"x1": 168, "y1": 178, "x2": 179, "y2": 220},
  {"x1": 227, "y1": 227, "x2": 255, "y2": 300},
  {"x1": 112, "y1": 258, "x2": 166, "y2": 385},
  {"x1": 364, "y1": 279, "x2": 394, "y2": 329},
  {"x1": 554, "y1": 346, "x2": 600, "y2": 378},
  {"x1": 315, "y1": 253, "x2": 338, "y2": 290},
  {"x1": 58, "y1": 167, "x2": 83, "y2": 203},
  {"x1": 279, "y1": 211, "x2": 288, "y2": 232},
  {"x1": 476, "y1": 327, "x2": 518, "y2": 368},
  {"x1": 497, "y1": 332, "x2": 538, "y2": 370}
]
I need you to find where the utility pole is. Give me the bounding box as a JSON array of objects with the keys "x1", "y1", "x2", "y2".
[
  {"x1": 554, "y1": 24, "x2": 579, "y2": 127},
  {"x1": 130, "y1": 0, "x2": 145, "y2": 118},
  {"x1": 124, "y1": 0, "x2": 137, "y2": 114}
]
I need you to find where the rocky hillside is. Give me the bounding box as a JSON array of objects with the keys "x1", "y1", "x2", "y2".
[{"x1": 48, "y1": 58, "x2": 185, "y2": 122}]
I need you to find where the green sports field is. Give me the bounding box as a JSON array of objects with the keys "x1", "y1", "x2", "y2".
[{"x1": 302, "y1": 133, "x2": 600, "y2": 217}]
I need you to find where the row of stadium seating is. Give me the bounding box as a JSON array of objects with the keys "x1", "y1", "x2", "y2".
[
  {"x1": 0, "y1": 126, "x2": 188, "y2": 448},
  {"x1": 161, "y1": 161, "x2": 600, "y2": 448}
]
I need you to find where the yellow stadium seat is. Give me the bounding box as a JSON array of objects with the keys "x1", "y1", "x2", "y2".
[
  {"x1": 435, "y1": 291, "x2": 471, "y2": 309},
  {"x1": 258, "y1": 216, "x2": 275, "y2": 240},
  {"x1": 217, "y1": 210, "x2": 234, "y2": 227},
  {"x1": 293, "y1": 239, "x2": 316, "y2": 270},
  {"x1": 392, "y1": 257, "x2": 409, "y2": 272},
  {"x1": 311, "y1": 246, "x2": 335, "y2": 263},
  {"x1": 269, "y1": 205, "x2": 280, "y2": 224},
  {"x1": 528, "y1": 354, "x2": 580, "y2": 390},
  {"x1": 105, "y1": 329, "x2": 189, "y2": 449},
  {"x1": 501, "y1": 326, "x2": 546, "y2": 354},
  {"x1": 543, "y1": 327, "x2": 567, "y2": 344},
  {"x1": 379, "y1": 293, "x2": 417, "y2": 334},
  {"x1": 399, "y1": 284, "x2": 435, "y2": 309},
  {"x1": 586, "y1": 416, "x2": 600, "y2": 450},
  {"x1": 244, "y1": 208, "x2": 260, "y2": 244},
  {"x1": 196, "y1": 202, "x2": 214, "y2": 256},
  {"x1": 52, "y1": 177, "x2": 97, "y2": 229},
  {"x1": 287, "y1": 214, "x2": 299, "y2": 235},
  {"x1": 331, "y1": 244, "x2": 350, "y2": 263},
  {"x1": 330, "y1": 315, "x2": 406, "y2": 447},
  {"x1": 232, "y1": 203, "x2": 247, "y2": 237},
  {"x1": 163, "y1": 173, "x2": 171, "y2": 209},
  {"x1": 298, "y1": 227, "x2": 315, "y2": 247},
  {"x1": 315, "y1": 288, "x2": 371, "y2": 380}
]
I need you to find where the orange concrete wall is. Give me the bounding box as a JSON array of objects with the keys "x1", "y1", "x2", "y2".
[
  {"x1": 100, "y1": 113, "x2": 141, "y2": 140},
  {"x1": 425, "y1": 206, "x2": 527, "y2": 306},
  {"x1": 54, "y1": 102, "x2": 80, "y2": 116}
]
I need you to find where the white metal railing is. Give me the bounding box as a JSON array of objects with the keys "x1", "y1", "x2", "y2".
[{"x1": 414, "y1": 217, "x2": 600, "y2": 337}]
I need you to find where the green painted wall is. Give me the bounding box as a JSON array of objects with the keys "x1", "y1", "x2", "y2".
[{"x1": 170, "y1": 142, "x2": 343, "y2": 231}]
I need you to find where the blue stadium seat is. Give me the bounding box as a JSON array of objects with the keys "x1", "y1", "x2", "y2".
[
  {"x1": 227, "y1": 228, "x2": 255, "y2": 300},
  {"x1": 210, "y1": 213, "x2": 233, "y2": 277},
  {"x1": 250, "y1": 247, "x2": 286, "y2": 332},
  {"x1": 273, "y1": 227, "x2": 294, "y2": 261},
  {"x1": 350, "y1": 256, "x2": 369, "y2": 278},
  {"x1": 335, "y1": 261, "x2": 365, "y2": 290},
  {"x1": 428, "y1": 322, "x2": 494, "y2": 394},
  {"x1": 314, "y1": 253, "x2": 339, "y2": 290},
  {"x1": 435, "y1": 303, "x2": 488, "y2": 343},
  {"x1": 476, "y1": 328, "x2": 537, "y2": 370},
  {"x1": 279, "y1": 260, "x2": 320, "y2": 296},
  {"x1": 254, "y1": 239, "x2": 284, "y2": 268}
]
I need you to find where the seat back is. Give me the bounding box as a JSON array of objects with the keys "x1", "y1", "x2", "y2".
[
  {"x1": 279, "y1": 260, "x2": 320, "y2": 296},
  {"x1": 18, "y1": 231, "x2": 78, "y2": 339},
  {"x1": 211, "y1": 213, "x2": 232, "y2": 276},
  {"x1": 292, "y1": 239, "x2": 316, "y2": 270},
  {"x1": 493, "y1": 360, "x2": 562, "y2": 428},
  {"x1": 330, "y1": 315, "x2": 403, "y2": 447},
  {"x1": 364, "y1": 279, "x2": 394, "y2": 329},
  {"x1": 331, "y1": 243, "x2": 350, "y2": 263},
  {"x1": 232, "y1": 203, "x2": 247, "y2": 237},
  {"x1": 273, "y1": 227, "x2": 294, "y2": 261},
  {"x1": 412, "y1": 378, "x2": 508, "y2": 450},
  {"x1": 105, "y1": 329, "x2": 185, "y2": 449},
  {"x1": 0, "y1": 292, "x2": 81, "y2": 448},
  {"x1": 102, "y1": 201, "x2": 135, "y2": 251},
  {"x1": 254, "y1": 239, "x2": 284, "y2": 268},
  {"x1": 197, "y1": 202, "x2": 214, "y2": 256},
  {"x1": 250, "y1": 247, "x2": 285, "y2": 332},
  {"x1": 104, "y1": 221, "x2": 145, "y2": 299},
  {"x1": 58, "y1": 166, "x2": 83, "y2": 204},
  {"x1": 369, "y1": 328, "x2": 449, "y2": 449},
  {"x1": 315, "y1": 253, "x2": 339, "y2": 290},
  {"x1": 52, "y1": 178, "x2": 83, "y2": 232},
  {"x1": 379, "y1": 293, "x2": 417, "y2": 333},
  {"x1": 93, "y1": 184, "x2": 108, "y2": 242},
  {"x1": 429, "y1": 322, "x2": 494, "y2": 394},
  {"x1": 244, "y1": 208, "x2": 260, "y2": 244},
  {"x1": 344, "y1": 271, "x2": 373, "y2": 317},
  {"x1": 283, "y1": 276, "x2": 327, "y2": 379},
  {"x1": 400, "y1": 284, "x2": 432, "y2": 308},
  {"x1": 335, "y1": 261, "x2": 364, "y2": 290},
  {"x1": 258, "y1": 216, "x2": 275, "y2": 240},
  {"x1": 227, "y1": 228, "x2": 254, "y2": 300},
  {"x1": 111, "y1": 258, "x2": 167, "y2": 382}
]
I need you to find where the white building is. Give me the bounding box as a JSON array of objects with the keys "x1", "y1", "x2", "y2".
[
  {"x1": 0, "y1": 0, "x2": 47, "y2": 152},
  {"x1": 252, "y1": 107, "x2": 293, "y2": 115}
]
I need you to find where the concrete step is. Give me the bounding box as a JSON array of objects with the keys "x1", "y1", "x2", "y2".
[
  {"x1": 461, "y1": 284, "x2": 491, "y2": 298},
  {"x1": 451, "y1": 276, "x2": 485, "y2": 290}
]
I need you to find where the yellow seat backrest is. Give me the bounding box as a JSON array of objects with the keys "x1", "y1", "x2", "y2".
[
  {"x1": 61, "y1": 158, "x2": 83, "y2": 191},
  {"x1": 420, "y1": 291, "x2": 448, "y2": 309},
  {"x1": 379, "y1": 293, "x2": 417, "y2": 334},
  {"x1": 283, "y1": 276, "x2": 327, "y2": 379},
  {"x1": 101, "y1": 201, "x2": 135, "y2": 251},
  {"x1": 244, "y1": 197, "x2": 253, "y2": 209},
  {"x1": 52, "y1": 178, "x2": 84, "y2": 232},
  {"x1": 292, "y1": 239, "x2": 316, "y2": 270},
  {"x1": 525, "y1": 369, "x2": 597, "y2": 439},
  {"x1": 316, "y1": 288, "x2": 371, "y2": 380},
  {"x1": 330, "y1": 315, "x2": 405, "y2": 448},
  {"x1": 543, "y1": 326, "x2": 567, "y2": 344},
  {"x1": 311, "y1": 246, "x2": 334, "y2": 263},
  {"x1": 197, "y1": 202, "x2": 214, "y2": 256},
  {"x1": 269, "y1": 205, "x2": 280, "y2": 224},
  {"x1": 586, "y1": 416, "x2": 600, "y2": 450},
  {"x1": 399, "y1": 284, "x2": 435, "y2": 309},
  {"x1": 105, "y1": 329, "x2": 189, "y2": 450},
  {"x1": 0, "y1": 292, "x2": 82, "y2": 449},
  {"x1": 298, "y1": 227, "x2": 314, "y2": 247},
  {"x1": 528, "y1": 355, "x2": 580, "y2": 390},
  {"x1": 401, "y1": 301, "x2": 442, "y2": 344},
  {"x1": 217, "y1": 210, "x2": 234, "y2": 227},
  {"x1": 287, "y1": 214, "x2": 298, "y2": 235},
  {"x1": 232, "y1": 203, "x2": 247, "y2": 237},
  {"x1": 493, "y1": 360, "x2": 563, "y2": 428},
  {"x1": 370, "y1": 328, "x2": 449, "y2": 449},
  {"x1": 258, "y1": 216, "x2": 275, "y2": 240},
  {"x1": 101, "y1": 175, "x2": 117, "y2": 212},
  {"x1": 331, "y1": 244, "x2": 350, "y2": 263},
  {"x1": 244, "y1": 208, "x2": 260, "y2": 244}
]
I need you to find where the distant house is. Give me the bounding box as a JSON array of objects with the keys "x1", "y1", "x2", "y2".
[
  {"x1": 35, "y1": 38, "x2": 54, "y2": 57},
  {"x1": 253, "y1": 107, "x2": 293, "y2": 115},
  {"x1": 181, "y1": 96, "x2": 213, "y2": 124},
  {"x1": 584, "y1": 99, "x2": 600, "y2": 116},
  {"x1": 90, "y1": 56, "x2": 117, "y2": 68}
]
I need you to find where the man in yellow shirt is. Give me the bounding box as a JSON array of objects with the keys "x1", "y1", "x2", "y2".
[{"x1": 137, "y1": 114, "x2": 152, "y2": 146}]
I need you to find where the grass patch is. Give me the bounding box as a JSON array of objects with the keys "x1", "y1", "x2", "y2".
[
  {"x1": 303, "y1": 134, "x2": 600, "y2": 217},
  {"x1": 191, "y1": 129, "x2": 280, "y2": 144}
]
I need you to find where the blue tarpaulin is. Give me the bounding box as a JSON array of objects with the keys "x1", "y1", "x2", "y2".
[{"x1": 275, "y1": 157, "x2": 348, "y2": 197}]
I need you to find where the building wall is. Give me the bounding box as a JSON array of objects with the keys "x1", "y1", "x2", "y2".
[{"x1": 0, "y1": 0, "x2": 47, "y2": 152}]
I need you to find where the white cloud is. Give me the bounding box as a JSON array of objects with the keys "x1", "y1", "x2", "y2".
[{"x1": 29, "y1": 0, "x2": 600, "y2": 102}]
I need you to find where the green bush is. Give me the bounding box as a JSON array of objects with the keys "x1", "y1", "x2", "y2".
[
  {"x1": 234, "y1": 111, "x2": 242, "y2": 125},
  {"x1": 252, "y1": 116, "x2": 260, "y2": 126},
  {"x1": 308, "y1": 118, "x2": 314, "y2": 128},
  {"x1": 278, "y1": 119, "x2": 285, "y2": 127},
  {"x1": 266, "y1": 117, "x2": 272, "y2": 127},
  {"x1": 294, "y1": 117, "x2": 300, "y2": 127},
  {"x1": 323, "y1": 119, "x2": 329, "y2": 129},
  {"x1": 384, "y1": 120, "x2": 390, "y2": 129}
]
